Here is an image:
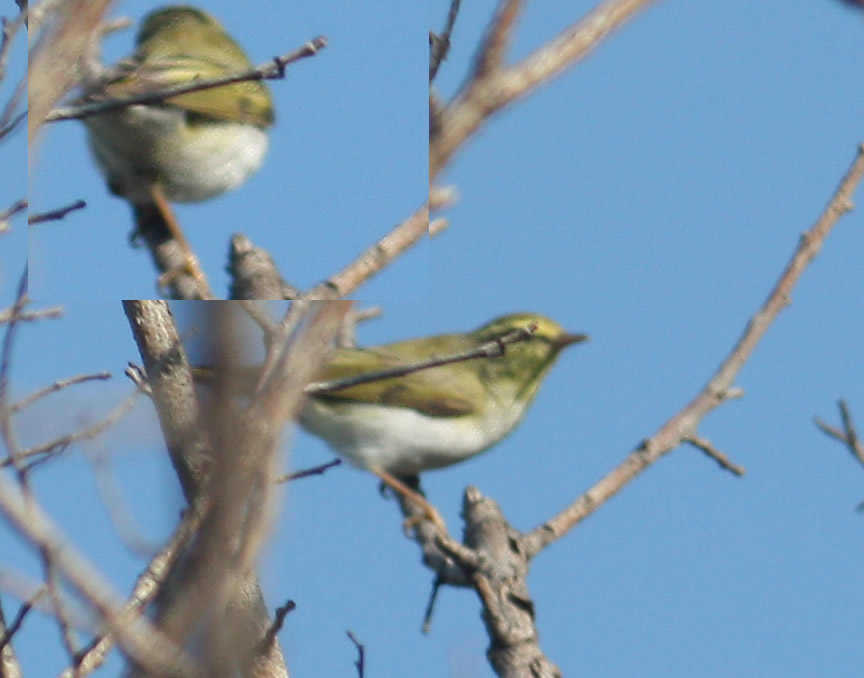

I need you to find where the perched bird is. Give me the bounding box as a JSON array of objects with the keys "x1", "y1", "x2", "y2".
[
  {"x1": 194, "y1": 313, "x2": 587, "y2": 526},
  {"x1": 80, "y1": 6, "x2": 273, "y2": 281}
]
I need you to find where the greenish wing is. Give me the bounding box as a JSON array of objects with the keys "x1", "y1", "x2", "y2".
[
  {"x1": 102, "y1": 56, "x2": 273, "y2": 127},
  {"x1": 167, "y1": 81, "x2": 273, "y2": 126},
  {"x1": 315, "y1": 347, "x2": 481, "y2": 418}
]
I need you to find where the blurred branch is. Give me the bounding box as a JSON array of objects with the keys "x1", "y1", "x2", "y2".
[
  {"x1": 28, "y1": 0, "x2": 112, "y2": 145},
  {"x1": 9, "y1": 372, "x2": 110, "y2": 415},
  {"x1": 0, "y1": 200, "x2": 26, "y2": 234},
  {"x1": 0, "y1": 6, "x2": 26, "y2": 82},
  {"x1": 0, "y1": 471, "x2": 200, "y2": 676},
  {"x1": 815, "y1": 399, "x2": 864, "y2": 469},
  {"x1": 122, "y1": 300, "x2": 348, "y2": 677},
  {"x1": 0, "y1": 593, "x2": 34, "y2": 678},
  {"x1": 0, "y1": 286, "x2": 199, "y2": 676},
  {"x1": 0, "y1": 304, "x2": 63, "y2": 324},
  {"x1": 430, "y1": 0, "x2": 659, "y2": 180},
  {"x1": 61, "y1": 502, "x2": 206, "y2": 677},
  {"x1": 2, "y1": 388, "x2": 139, "y2": 473},
  {"x1": 0, "y1": 5, "x2": 27, "y2": 142},
  {"x1": 229, "y1": 235, "x2": 300, "y2": 301}
]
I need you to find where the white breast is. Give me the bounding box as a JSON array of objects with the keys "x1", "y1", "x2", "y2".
[
  {"x1": 85, "y1": 105, "x2": 268, "y2": 204},
  {"x1": 300, "y1": 399, "x2": 527, "y2": 476}
]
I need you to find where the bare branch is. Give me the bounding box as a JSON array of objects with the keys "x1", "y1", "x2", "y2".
[
  {"x1": 0, "y1": 474, "x2": 200, "y2": 677},
  {"x1": 346, "y1": 630, "x2": 365, "y2": 678},
  {"x1": 0, "y1": 305, "x2": 63, "y2": 325},
  {"x1": 1, "y1": 590, "x2": 41, "y2": 678},
  {"x1": 305, "y1": 320, "x2": 561, "y2": 394},
  {"x1": 28, "y1": 0, "x2": 113, "y2": 145},
  {"x1": 0, "y1": 200, "x2": 26, "y2": 233},
  {"x1": 472, "y1": 0, "x2": 522, "y2": 77},
  {"x1": 122, "y1": 301, "x2": 347, "y2": 677},
  {"x1": 255, "y1": 600, "x2": 295, "y2": 659},
  {"x1": 431, "y1": 0, "x2": 660, "y2": 179},
  {"x1": 27, "y1": 200, "x2": 86, "y2": 225},
  {"x1": 274, "y1": 458, "x2": 342, "y2": 484},
  {"x1": 815, "y1": 399, "x2": 864, "y2": 469},
  {"x1": 228, "y1": 234, "x2": 300, "y2": 301},
  {"x1": 0, "y1": 7, "x2": 27, "y2": 83},
  {"x1": 47, "y1": 37, "x2": 328, "y2": 122},
  {"x1": 2, "y1": 389, "x2": 139, "y2": 471},
  {"x1": 685, "y1": 435, "x2": 746, "y2": 476},
  {"x1": 0, "y1": 7, "x2": 27, "y2": 142},
  {"x1": 10, "y1": 372, "x2": 110, "y2": 414},
  {"x1": 521, "y1": 142, "x2": 864, "y2": 556},
  {"x1": 304, "y1": 200, "x2": 430, "y2": 299},
  {"x1": 429, "y1": 0, "x2": 462, "y2": 81},
  {"x1": 61, "y1": 504, "x2": 206, "y2": 677}
]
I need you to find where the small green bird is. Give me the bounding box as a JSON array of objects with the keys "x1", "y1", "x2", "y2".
[
  {"x1": 194, "y1": 313, "x2": 586, "y2": 526},
  {"x1": 302, "y1": 312, "x2": 586, "y2": 477},
  {"x1": 80, "y1": 6, "x2": 273, "y2": 268}
]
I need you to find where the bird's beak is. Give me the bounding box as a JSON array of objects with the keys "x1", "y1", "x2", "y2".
[{"x1": 554, "y1": 333, "x2": 589, "y2": 349}]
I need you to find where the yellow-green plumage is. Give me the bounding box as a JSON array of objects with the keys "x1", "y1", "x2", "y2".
[
  {"x1": 313, "y1": 313, "x2": 580, "y2": 417},
  {"x1": 300, "y1": 313, "x2": 587, "y2": 476},
  {"x1": 107, "y1": 7, "x2": 273, "y2": 127},
  {"x1": 82, "y1": 6, "x2": 273, "y2": 205},
  {"x1": 193, "y1": 313, "x2": 586, "y2": 477}
]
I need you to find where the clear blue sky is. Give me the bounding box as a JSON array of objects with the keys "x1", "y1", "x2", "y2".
[{"x1": 6, "y1": 1, "x2": 864, "y2": 676}]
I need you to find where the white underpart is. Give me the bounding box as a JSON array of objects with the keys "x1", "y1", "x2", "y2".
[
  {"x1": 300, "y1": 398, "x2": 528, "y2": 476},
  {"x1": 85, "y1": 104, "x2": 268, "y2": 204}
]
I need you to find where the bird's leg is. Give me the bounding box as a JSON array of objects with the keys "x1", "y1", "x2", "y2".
[
  {"x1": 370, "y1": 466, "x2": 447, "y2": 532},
  {"x1": 148, "y1": 183, "x2": 213, "y2": 298}
]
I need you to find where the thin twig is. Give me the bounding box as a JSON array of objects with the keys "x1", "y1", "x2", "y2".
[
  {"x1": 815, "y1": 399, "x2": 864, "y2": 469},
  {"x1": 237, "y1": 301, "x2": 282, "y2": 338},
  {"x1": 303, "y1": 199, "x2": 429, "y2": 300},
  {"x1": 431, "y1": 0, "x2": 660, "y2": 179},
  {"x1": 305, "y1": 322, "x2": 546, "y2": 395},
  {"x1": 430, "y1": 0, "x2": 462, "y2": 81},
  {"x1": 346, "y1": 630, "x2": 365, "y2": 678},
  {"x1": 0, "y1": 200, "x2": 26, "y2": 232},
  {"x1": 685, "y1": 435, "x2": 746, "y2": 476},
  {"x1": 62, "y1": 504, "x2": 206, "y2": 677},
  {"x1": 429, "y1": 218, "x2": 448, "y2": 236},
  {"x1": 0, "y1": 473, "x2": 201, "y2": 676},
  {"x1": 255, "y1": 600, "x2": 296, "y2": 656},
  {"x1": 27, "y1": 200, "x2": 86, "y2": 225},
  {"x1": 47, "y1": 37, "x2": 328, "y2": 122},
  {"x1": 274, "y1": 459, "x2": 342, "y2": 484},
  {"x1": 1, "y1": 389, "x2": 140, "y2": 470},
  {"x1": 335, "y1": 306, "x2": 382, "y2": 348},
  {"x1": 0, "y1": 304, "x2": 63, "y2": 325},
  {"x1": 472, "y1": 0, "x2": 521, "y2": 77},
  {"x1": 0, "y1": 8, "x2": 27, "y2": 83},
  {"x1": 0, "y1": 588, "x2": 46, "y2": 650},
  {"x1": 521, "y1": 142, "x2": 864, "y2": 557},
  {"x1": 421, "y1": 577, "x2": 443, "y2": 634},
  {"x1": 10, "y1": 372, "x2": 110, "y2": 414}
]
